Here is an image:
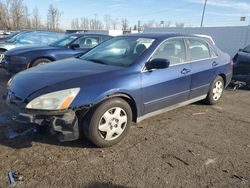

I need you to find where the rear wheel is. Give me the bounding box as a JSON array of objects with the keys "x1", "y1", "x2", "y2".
[
  {"x1": 83, "y1": 98, "x2": 132, "y2": 147},
  {"x1": 204, "y1": 76, "x2": 224, "y2": 105},
  {"x1": 32, "y1": 58, "x2": 51, "y2": 67}
]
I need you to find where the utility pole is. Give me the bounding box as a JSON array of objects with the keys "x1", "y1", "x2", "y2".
[{"x1": 200, "y1": 0, "x2": 207, "y2": 27}]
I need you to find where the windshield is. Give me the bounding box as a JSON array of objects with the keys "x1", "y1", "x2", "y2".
[
  {"x1": 7, "y1": 31, "x2": 63, "y2": 45},
  {"x1": 6, "y1": 31, "x2": 30, "y2": 43},
  {"x1": 243, "y1": 45, "x2": 250, "y2": 53},
  {"x1": 50, "y1": 35, "x2": 79, "y2": 47},
  {"x1": 80, "y1": 37, "x2": 155, "y2": 67}
]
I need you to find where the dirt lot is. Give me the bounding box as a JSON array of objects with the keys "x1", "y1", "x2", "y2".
[{"x1": 0, "y1": 69, "x2": 250, "y2": 188}]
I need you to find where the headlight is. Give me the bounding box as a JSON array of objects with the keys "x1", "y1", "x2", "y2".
[
  {"x1": 7, "y1": 78, "x2": 12, "y2": 87},
  {"x1": 26, "y1": 88, "x2": 80, "y2": 110},
  {"x1": 10, "y1": 56, "x2": 26, "y2": 62}
]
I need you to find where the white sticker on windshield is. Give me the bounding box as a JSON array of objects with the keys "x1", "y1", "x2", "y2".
[{"x1": 136, "y1": 38, "x2": 155, "y2": 43}]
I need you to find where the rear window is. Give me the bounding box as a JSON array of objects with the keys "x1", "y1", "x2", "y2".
[{"x1": 187, "y1": 38, "x2": 211, "y2": 61}]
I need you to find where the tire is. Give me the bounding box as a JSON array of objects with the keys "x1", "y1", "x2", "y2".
[
  {"x1": 83, "y1": 98, "x2": 132, "y2": 147},
  {"x1": 32, "y1": 58, "x2": 51, "y2": 67},
  {"x1": 204, "y1": 76, "x2": 224, "y2": 105}
]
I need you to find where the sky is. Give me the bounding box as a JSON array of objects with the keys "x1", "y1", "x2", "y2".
[{"x1": 23, "y1": 0, "x2": 250, "y2": 29}]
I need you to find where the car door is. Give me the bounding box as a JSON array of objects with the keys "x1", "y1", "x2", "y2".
[
  {"x1": 186, "y1": 38, "x2": 218, "y2": 99},
  {"x1": 141, "y1": 38, "x2": 192, "y2": 115}
]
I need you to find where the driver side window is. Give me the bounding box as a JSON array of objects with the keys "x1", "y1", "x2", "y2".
[{"x1": 151, "y1": 38, "x2": 186, "y2": 65}]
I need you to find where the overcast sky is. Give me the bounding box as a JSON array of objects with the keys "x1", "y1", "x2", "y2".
[{"x1": 23, "y1": 0, "x2": 250, "y2": 29}]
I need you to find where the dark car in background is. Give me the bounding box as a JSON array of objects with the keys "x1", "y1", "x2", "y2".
[
  {"x1": 0, "y1": 30, "x2": 31, "y2": 42},
  {"x1": 232, "y1": 44, "x2": 250, "y2": 85},
  {"x1": 2, "y1": 33, "x2": 112, "y2": 73},
  {"x1": 5, "y1": 33, "x2": 232, "y2": 147}
]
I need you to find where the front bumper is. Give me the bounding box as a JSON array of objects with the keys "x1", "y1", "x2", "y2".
[
  {"x1": 2, "y1": 58, "x2": 28, "y2": 73},
  {"x1": 4, "y1": 94, "x2": 88, "y2": 142}
]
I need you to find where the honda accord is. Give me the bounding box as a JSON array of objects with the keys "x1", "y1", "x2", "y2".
[{"x1": 5, "y1": 33, "x2": 233, "y2": 147}]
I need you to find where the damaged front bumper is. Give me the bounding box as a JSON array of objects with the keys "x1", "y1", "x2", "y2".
[{"x1": 4, "y1": 94, "x2": 89, "y2": 142}]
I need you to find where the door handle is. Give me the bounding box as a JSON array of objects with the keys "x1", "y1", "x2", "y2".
[
  {"x1": 181, "y1": 68, "x2": 191, "y2": 75},
  {"x1": 212, "y1": 61, "x2": 218, "y2": 66}
]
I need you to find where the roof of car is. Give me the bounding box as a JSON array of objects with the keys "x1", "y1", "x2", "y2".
[
  {"x1": 69, "y1": 33, "x2": 111, "y2": 37},
  {"x1": 122, "y1": 32, "x2": 192, "y2": 39}
]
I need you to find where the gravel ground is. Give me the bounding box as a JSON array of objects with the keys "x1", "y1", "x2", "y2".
[{"x1": 0, "y1": 69, "x2": 250, "y2": 188}]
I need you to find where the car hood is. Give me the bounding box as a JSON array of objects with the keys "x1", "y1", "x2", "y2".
[
  {"x1": 10, "y1": 58, "x2": 124, "y2": 99},
  {"x1": 5, "y1": 45, "x2": 61, "y2": 56}
]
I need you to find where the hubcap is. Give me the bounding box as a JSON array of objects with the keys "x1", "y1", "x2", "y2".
[
  {"x1": 212, "y1": 80, "x2": 223, "y2": 101},
  {"x1": 98, "y1": 107, "x2": 127, "y2": 141},
  {"x1": 37, "y1": 62, "x2": 47, "y2": 66}
]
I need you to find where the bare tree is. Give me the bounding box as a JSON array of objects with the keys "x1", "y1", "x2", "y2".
[
  {"x1": 80, "y1": 17, "x2": 89, "y2": 29},
  {"x1": 71, "y1": 18, "x2": 80, "y2": 30},
  {"x1": 10, "y1": 0, "x2": 25, "y2": 29},
  {"x1": 23, "y1": 6, "x2": 31, "y2": 28},
  {"x1": 111, "y1": 18, "x2": 118, "y2": 30},
  {"x1": 32, "y1": 7, "x2": 41, "y2": 29},
  {"x1": 164, "y1": 20, "x2": 171, "y2": 27},
  {"x1": 121, "y1": 18, "x2": 128, "y2": 31},
  {"x1": 175, "y1": 22, "x2": 185, "y2": 28},
  {"x1": 47, "y1": 4, "x2": 62, "y2": 31},
  {"x1": 104, "y1": 14, "x2": 111, "y2": 30},
  {"x1": 89, "y1": 18, "x2": 103, "y2": 30}
]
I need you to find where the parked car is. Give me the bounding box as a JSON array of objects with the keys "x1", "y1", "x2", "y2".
[
  {"x1": 5, "y1": 33, "x2": 232, "y2": 147},
  {"x1": 2, "y1": 33, "x2": 112, "y2": 73},
  {"x1": 0, "y1": 30, "x2": 32, "y2": 62},
  {"x1": 232, "y1": 45, "x2": 250, "y2": 85},
  {"x1": 0, "y1": 30, "x2": 30, "y2": 42},
  {"x1": 0, "y1": 30, "x2": 64, "y2": 59}
]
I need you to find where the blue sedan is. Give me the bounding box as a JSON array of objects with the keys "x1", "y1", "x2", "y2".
[
  {"x1": 5, "y1": 33, "x2": 232, "y2": 147},
  {"x1": 2, "y1": 33, "x2": 112, "y2": 73}
]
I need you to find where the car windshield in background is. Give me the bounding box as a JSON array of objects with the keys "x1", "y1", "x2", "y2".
[
  {"x1": 243, "y1": 45, "x2": 250, "y2": 53},
  {"x1": 7, "y1": 31, "x2": 63, "y2": 45},
  {"x1": 81, "y1": 37, "x2": 155, "y2": 67},
  {"x1": 50, "y1": 35, "x2": 79, "y2": 47}
]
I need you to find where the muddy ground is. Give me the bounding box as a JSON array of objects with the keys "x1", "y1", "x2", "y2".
[{"x1": 0, "y1": 69, "x2": 249, "y2": 188}]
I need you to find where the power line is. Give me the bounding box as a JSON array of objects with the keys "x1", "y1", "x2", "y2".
[{"x1": 200, "y1": 0, "x2": 208, "y2": 27}]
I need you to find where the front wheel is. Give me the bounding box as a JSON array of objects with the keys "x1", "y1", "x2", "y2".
[
  {"x1": 83, "y1": 98, "x2": 132, "y2": 147},
  {"x1": 32, "y1": 58, "x2": 51, "y2": 67},
  {"x1": 204, "y1": 76, "x2": 224, "y2": 105}
]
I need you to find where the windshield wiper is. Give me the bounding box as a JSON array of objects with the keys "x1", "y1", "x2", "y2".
[{"x1": 87, "y1": 58, "x2": 108, "y2": 65}]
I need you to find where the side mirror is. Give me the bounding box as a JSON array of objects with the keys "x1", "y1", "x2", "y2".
[
  {"x1": 70, "y1": 44, "x2": 80, "y2": 49},
  {"x1": 146, "y1": 58, "x2": 170, "y2": 70}
]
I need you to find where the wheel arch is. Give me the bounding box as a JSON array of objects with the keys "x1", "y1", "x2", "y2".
[
  {"x1": 95, "y1": 92, "x2": 138, "y2": 123},
  {"x1": 0, "y1": 48, "x2": 7, "y2": 52},
  {"x1": 218, "y1": 73, "x2": 227, "y2": 87},
  {"x1": 29, "y1": 56, "x2": 55, "y2": 68}
]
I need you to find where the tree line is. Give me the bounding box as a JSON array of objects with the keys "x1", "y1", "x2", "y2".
[
  {"x1": 71, "y1": 15, "x2": 185, "y2": 31},
  {"x1": 0, "y1": 0, "x2": 186, "y2": 32},
  {"x1": 0, "y1": 0, "x2": 62, "y2": 31}
]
